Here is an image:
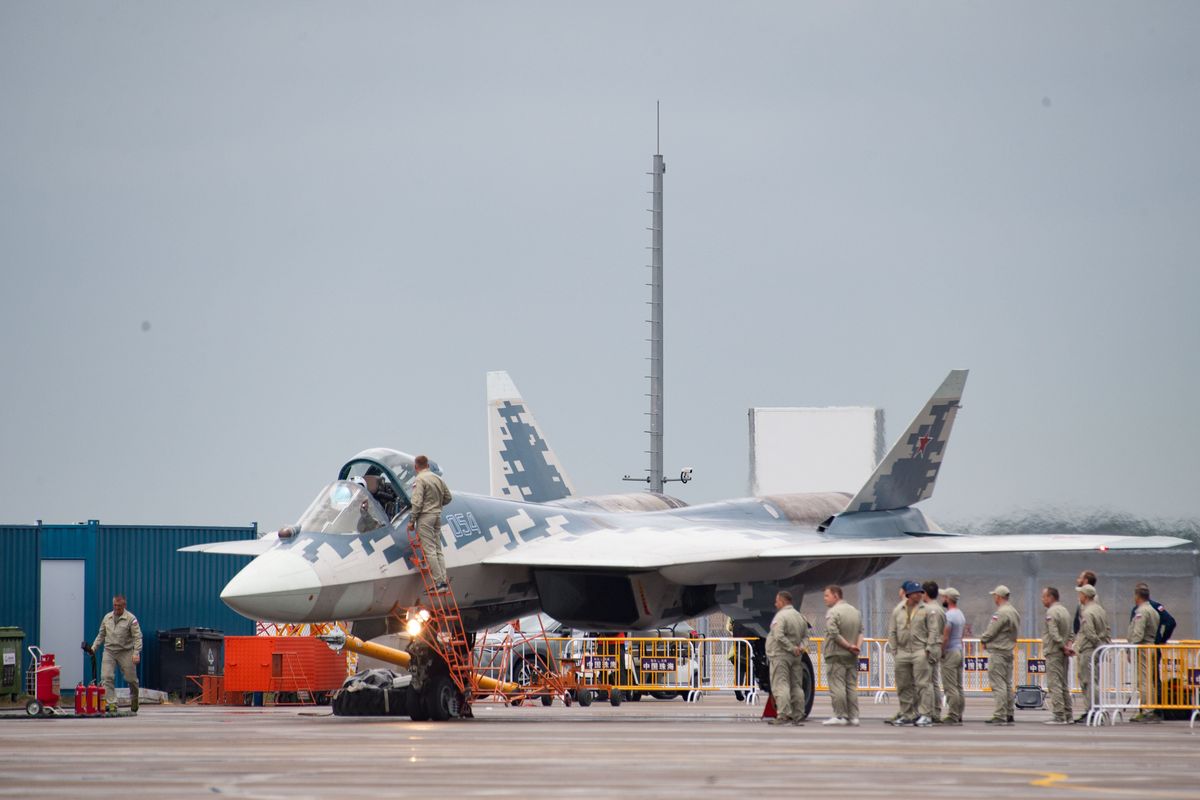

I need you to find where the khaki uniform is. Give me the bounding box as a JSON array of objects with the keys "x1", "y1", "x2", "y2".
[
  {"x1": 766, "y1": 605, "x2": 810, "y2": 721},
  {"x1": 1042, "y1": 602, "x2": 1073, "y2": 720},
  {"x1": 979, "y1": 602, "x2": 1020, "y2": 721},
  {"x1": 823, "y1": 599, "x2": 862, "y2": 721},
  {"x1": 1073, "y1": 601, "x2": 1111, "y2": 715},
  {"x1": 1128, "y1": 601, "x2": 1161, "y2": 712},
  {"x1": 409, "y1": 470, "x2": 453, "y2": 583},
  {"x1": 92, "y1": 610, "x2": 143, "y2": 711},
  {"x1": 942, "y1": 606, "x2": 966, "y2": 723},
  {"x1": 921, "y1": 600, "x2": 947, "y2": 719},
  {"x1": 941, "y1": 649, "x2": 964, "y2": 722},
  {"x1": 888, "y1": 600, "x2": 933, "y2": 721}
]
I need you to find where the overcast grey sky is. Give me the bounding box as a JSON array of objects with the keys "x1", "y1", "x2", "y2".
[{"x1": 2, "y1": 3, "x2": 1197, "y2": 532}]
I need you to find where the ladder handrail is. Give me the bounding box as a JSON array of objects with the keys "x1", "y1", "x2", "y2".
[{"x1": 406, "y1": 528, "x2": 475, "y2": 703}]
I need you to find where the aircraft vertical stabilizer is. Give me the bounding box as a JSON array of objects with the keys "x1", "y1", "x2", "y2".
[
  {"x1": 843, "y1": 370, "x2": 968, "y2": 513},
  {"x1": 487, "y1": 371, "x2": 576, "y2": 502}
]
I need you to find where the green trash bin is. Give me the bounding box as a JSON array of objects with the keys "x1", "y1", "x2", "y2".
[{"x1": 0, "y1": 628, "x2": 25, "y2": 701}]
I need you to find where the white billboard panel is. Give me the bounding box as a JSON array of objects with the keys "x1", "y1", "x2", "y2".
[{"x1": 749, "y1": 407, "x2": 884, "y2": 496}]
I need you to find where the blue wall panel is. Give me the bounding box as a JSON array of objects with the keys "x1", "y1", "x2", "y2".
[
  {"x1": 0, "y1": 526, "x2": 40, "y2": 676},
  {"x1": 0, "y1": 521, "x2": 257, "y2": 694},
  {"x1": 94, "y1": 525, "x2": 257, "y2": 690}
]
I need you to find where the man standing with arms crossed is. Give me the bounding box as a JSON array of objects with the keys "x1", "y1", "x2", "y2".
[
  {"x1": 921, "y1": 581, "x2": 947, "y2": 724},
  {"x1": 766, "y1": 590, "x2": 810, "y2": 726},
  {"x1": 407, "y1": 455, "x2": 453, "y2": 590},
  {"x1": 821, "y1": 585, "x2": 863, "y2": 727},
  {"x1": 941, "y1": 587, "x2": 966, "y2": 725},
  {"x1": 84, "y1": 594, "x2": 142, "y2": 714},
  {"x1": 1067, "y1": 584, "x2": 1109, "y2": 724},
  {"x1": 980, "y1": 585, "x2": 1020, "y2": 725},
  {"x1": 1041, "y1": 586, "x2": 1073, "y2": 724}
]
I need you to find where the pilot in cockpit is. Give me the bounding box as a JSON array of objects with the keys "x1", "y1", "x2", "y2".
[
  {"x1": 350, "y1": 477, "x2": 385, "y2": 533},
  {"x1": 352, "y1": 474, "x2": 404, "y2": 522}
]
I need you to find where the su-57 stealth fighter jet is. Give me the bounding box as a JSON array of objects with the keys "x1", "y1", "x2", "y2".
[{"x1": 185, "y1": 369, "x2": 1186, "y2": 712}]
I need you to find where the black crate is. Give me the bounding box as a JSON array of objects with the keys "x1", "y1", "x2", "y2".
[{"x1": 155, "y1": 628, "x2": 224, "y2": 699}]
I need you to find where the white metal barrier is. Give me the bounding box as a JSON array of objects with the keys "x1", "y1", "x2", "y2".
[{"x1": 1086, "y1": 643, "x2": 1200, "y2": 727}]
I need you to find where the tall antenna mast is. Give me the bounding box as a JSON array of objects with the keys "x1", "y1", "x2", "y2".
[
  {"x1": 647, "y1": 103, "x2": 665, "y2": 492},
  {"x1": 625, "y1": 103, "x2": 691, "y2": 492}
]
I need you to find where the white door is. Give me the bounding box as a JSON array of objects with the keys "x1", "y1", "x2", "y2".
[{"x1": 40, "y1": 560, "x2": 86, "y2": 689}]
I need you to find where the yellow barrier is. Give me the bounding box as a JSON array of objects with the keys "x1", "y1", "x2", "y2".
[
  {"x1": 558, "y1": 636, "x2": 756, "y2": 696},
  {"x1": 810, "y1": 637, "x2": 893, "y2": 700},
  {"x1": 1089, "y1": 643, "x2": 1200, "y2": 726}
]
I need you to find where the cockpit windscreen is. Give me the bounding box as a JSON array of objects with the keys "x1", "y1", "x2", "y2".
[{"x1": 297, "y1": 481, "x2": 390, "y2": 535}]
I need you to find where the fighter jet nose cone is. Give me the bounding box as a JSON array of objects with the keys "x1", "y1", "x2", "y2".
[{"x1": 221, "y1": 550, "x2": 321, "y2": 622}]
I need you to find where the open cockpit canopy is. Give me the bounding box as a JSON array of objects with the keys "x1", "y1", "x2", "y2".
[{"x1": 337, "y1": 448, "x2": 443, "y2": 521}]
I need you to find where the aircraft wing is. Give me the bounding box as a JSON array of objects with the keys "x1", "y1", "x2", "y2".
[
  {"x1": 482, "y1": 528, "x2": 1190, "y2": 571},
  {"x1": 178, "y1": 533, "x2": 280, "y2": 556}
]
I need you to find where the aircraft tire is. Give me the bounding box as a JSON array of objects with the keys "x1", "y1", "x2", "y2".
[
  {"x1": 801, "y1": 652, "x2": 815, "y2": 720},
  {"x1": 406, "y1": 686, "x2": 430, "y2": 721},
  {"x1": 424, "y1": 674, "x2": 459, "y2": 721}
]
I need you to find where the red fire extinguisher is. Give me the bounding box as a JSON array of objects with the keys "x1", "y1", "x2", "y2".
[
  {"x1": 79, "y1": 641, "x2": 103, "y2": 715},
  {"x1": 36, "y1": 651, "x2": 61, "y2": 708},
  {"x1": 75, "y1": 681, "x2": 86, "y2": 715}
]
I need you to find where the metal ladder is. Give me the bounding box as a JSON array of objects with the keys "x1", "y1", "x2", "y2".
[{"x1": 407, "y1": 526, "x2": 475, "y2": 708}]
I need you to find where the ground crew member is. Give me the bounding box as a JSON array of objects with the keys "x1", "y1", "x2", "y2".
[
  {"x1": 766, "y1": 590, "x2": 810, "y2": 725},
  {"x1": 885, "y1": 585, "x2": 908, "y2": 723},
  {"x1": 941, "y1": 587, "x2": 966, "y2": 725},
  {"x1": 84, "y1": 594, "x2": 142, "y2": 713},
  {"x1": 406, "y1": 455, "x2": 453, "y2": 589},
  {"x1": 820, "y1": 584, "x2": 863, "y2": 727},
  {"x1": 1040, "y1": 586, "x2": 1073, "y2": 724},
  {"x1": 1072, "y1": 570, "x2": 1097, "y2": 634},
  {"x1": 921, "y1": 581, "x2": 946, "y2": 723},
  {"x1": 1129, "y1": 582, "x2": 1177, "y2": 644},
  {"x1": 1127, "y1": 584, "x2": 1161, "y2": 723},
  {"x1": 979, "y1": 585, "x2": 1020, "y2": 724},
  {"x1": 1067, "y1": 584, "x2": 1109, "y2": 723},
  {"x1": 887, "y1": 580, "x2": 931, "y2": 726}
]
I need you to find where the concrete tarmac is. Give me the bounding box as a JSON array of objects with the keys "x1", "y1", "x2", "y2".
[{"x1": 1, "y1": 695, "x2": 1197, "y2": 799}]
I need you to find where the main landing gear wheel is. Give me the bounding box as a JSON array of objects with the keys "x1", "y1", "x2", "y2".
[
  {"x1": 801, "y1": 653, "x2": 815, "y2": 719},
  {"x1": 424, "y1": 674, "x2": 461, "y2": 721},
  {"x1": 406, "y1": 686, "x2": 430, "y2": 721}
]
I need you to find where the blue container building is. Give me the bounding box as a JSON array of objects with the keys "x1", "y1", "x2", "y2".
[{"x1": 0, "y1": 520, "x2": 257, "y2": 693}]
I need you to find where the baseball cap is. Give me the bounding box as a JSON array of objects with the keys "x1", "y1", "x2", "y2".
[
  {"x1": 989, "y1": 585, "x2": 1011, "y2": 598},
  {"x1": 942, "y1": 587, "x2": 960, "y2": 601},
  {"x1": 902, "y1": 580, "x2": 923, "y2": 595},
  {"x1": 1077, "y1": 585, "x2": 1097, "y2": 598}
]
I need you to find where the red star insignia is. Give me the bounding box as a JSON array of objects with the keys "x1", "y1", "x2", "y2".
[{"x1": 916, "y1": 434, "x2": 932, "y2": 454}]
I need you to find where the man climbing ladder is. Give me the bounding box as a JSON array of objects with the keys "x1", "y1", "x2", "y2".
[
  {"x1": 404, "y1": 456, "x2": 474, "y2": 717},
  {"x1": 407, "y1": 455, "x2": 453, "y2": 589}
]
